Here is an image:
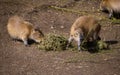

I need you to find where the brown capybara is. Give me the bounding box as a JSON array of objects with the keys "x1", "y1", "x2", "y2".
[
  {"x1": 67, "y1": 16, "x2": 101, "y2": 51},
  {"x1": 100, "y1": 0, "x2": 120, "y2": 18},
  {"x1": 7, "y1": 15, "x2": 44, "y2": 46}
]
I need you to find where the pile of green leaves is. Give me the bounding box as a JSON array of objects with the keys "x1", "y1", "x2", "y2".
[
  {"x1": 38, "y1": 33, "x2": 67, "y2": 51},
  {"x1": 38, "y1": 33, "x2": 108, "y2": 52},
  {"x1": 97, "y1": 40, "x2": 108, "y2": 50}
]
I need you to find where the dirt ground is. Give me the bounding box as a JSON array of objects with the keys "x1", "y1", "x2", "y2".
[{"x1": 0, "y1": 0, "x2": 120, "y2": 75}]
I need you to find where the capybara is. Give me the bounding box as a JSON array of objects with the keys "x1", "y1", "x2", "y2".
[
  {"x1": 67, "y1": 16, "x2": 101, "y2": 50},
  {"x1": 7, "y1": 15, "x2": 44, "y2": 46},
  {"x1": 100, "y1": 0, "x2": 120, "y2": 18}
]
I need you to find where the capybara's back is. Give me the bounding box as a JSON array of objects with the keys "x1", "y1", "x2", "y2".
[
  {"x1": 7, "y1": 15, "x2": 44, "y2": 45},
  {"x1": 70, "y1": 16, "x2": 101, "y2": 41},
  {"x1": 7, "y1": 15, "x2": 32, "y2": 39}
]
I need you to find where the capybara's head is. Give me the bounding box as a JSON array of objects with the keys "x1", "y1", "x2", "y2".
[
  {"x1": 71, "y1": 28, "x2": 84, "y2": 42},
  {"x1": 31, "y1": 29, "x2": 44, "y2": 43}
]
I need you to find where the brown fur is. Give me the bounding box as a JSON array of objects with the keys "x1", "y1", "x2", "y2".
[
  {"x1": 100, "y1": 0, "x2": 120, "y2": 18},
  {"x1": 67, "y1": 16, "x2": 101, "y2": 50},
  {"x1": 7, "y1": 15, "x2": 44, "y2": 45}
]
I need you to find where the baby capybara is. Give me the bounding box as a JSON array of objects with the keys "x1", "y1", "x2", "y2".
[
  {"x1": 67, "y1": 16, "x2": 101, "y2": 51},
  {"x1": 7, "y1": 15, "x2": 44, "y2": 46}
]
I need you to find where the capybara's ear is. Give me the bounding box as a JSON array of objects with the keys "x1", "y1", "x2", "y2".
[{"x1": 34, "y1": 28, "x2": 44, "y2": 36}]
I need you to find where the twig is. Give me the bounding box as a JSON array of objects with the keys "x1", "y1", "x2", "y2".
[
  {"x1": 49, "y1": 5, "x2": 120, "y2": 24},
  {"x1": 49, "y1": 5, "x2": 88, "y2": 15}
]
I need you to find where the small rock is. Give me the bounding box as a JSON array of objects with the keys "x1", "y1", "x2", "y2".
[
  {"x1": 77, "y1": 66, "x2": 83, "y2": 68},
  {"x1": 60, "y1": 26, "x2": 64, "y2": 29},
  {"x1": 51, "y1": 26, "x2": 54, "y2": 29}
]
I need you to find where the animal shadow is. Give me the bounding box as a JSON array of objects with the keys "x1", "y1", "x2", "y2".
[
  {"x1": 113, "y1": 12, "x2": 120, "y2": 19},
  {"x1": 105, "y1": 40, "x2": 118, "y2": 45},
  {"x1": 28, "y1": 39, "x2": 37, "y2": 45},
  {"x1": 12, "y1": 39, "x2": 37, "y2": 45},
  {"x1": 87, "y1": 40, "x2": 118, "y2": 53}
]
